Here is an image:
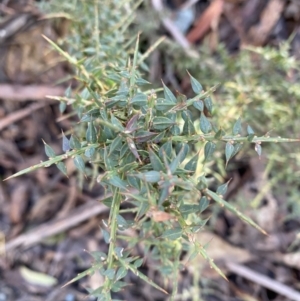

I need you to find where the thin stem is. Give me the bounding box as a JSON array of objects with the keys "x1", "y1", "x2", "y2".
[
  {"x1": 94, "y1": 0, "x2": 100, "y2": 58},
  {"x1": 161, "y1": 134, "x2": 299, "y2": 143},
  {"x1": 107, "y1": 188, "x2": 121, "y2": 265},
  {"x1": 103, "y1": 187, "x2": 122, "y2": 293},
  {"x1": 170, "y1": 247, "x2": 180, "y2": 301}
]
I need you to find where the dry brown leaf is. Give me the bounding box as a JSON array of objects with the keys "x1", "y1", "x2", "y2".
[
  {"x1": 280, "y1": 252, "x2": 300, "y2": 270},
  {"x1": 9, "y1": 182, "x2": 29, "y2": 224},
  {"x1": 187, "y1": 0, "x2": 224, "y2": 43},
  {"x1": 147, "y1": 207, "x2": 175, "y2": 222},
  {"x1": 247, "y1": 0, "x2": 285, "y2": 46}
]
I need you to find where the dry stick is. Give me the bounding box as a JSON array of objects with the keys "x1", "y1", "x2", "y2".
[
  {"x1": 4, "y1": 199, "x2": 110, "y2": 252},
  {"x1": 181, "y1": 0, "x2": 200, "y2": 10},
  {"x1": 151, "y1": 0, "x2": 199, "y2": 58},
  {"x1": 0, "y1": 84, "x2": 64, "y2": 101},
  {"x1": 227, "y1": 262, "x2": 300, "y2": 301},
  {"x1": 0, "y1": 102, "x2": 52, "y2": 131}
]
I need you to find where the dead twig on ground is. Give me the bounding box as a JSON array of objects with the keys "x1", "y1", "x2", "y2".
[
  {"x1": 187, "y1": 0, "x2": 224, "y2": 43},
  {"x1": 3, "y1": 197, "x2": 110, "y2": 252},
  {"x1": 0, "y1": 102, "x2": 53, "y2": 131},
  {"x1": 151, "y1": 0, "x2": 199, "y2": 58},
  {"x1": 0, "y1": 84, "x2": 64, "y2": 101},
  {"x1": 227, "y1": 261, "x2": 300, "y2": 301}
]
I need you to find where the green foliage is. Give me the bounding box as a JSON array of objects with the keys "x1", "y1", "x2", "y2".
[
  {"x1": 7, "y1": 0, "x2": 299, "y2": 299},
  {"x1": 156, "y1": 33, "x2": 300, "y2": 215}
]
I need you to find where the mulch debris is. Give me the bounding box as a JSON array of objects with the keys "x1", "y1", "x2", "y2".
[{"x1": 0, "y1": 0, "x2": 300, "y2": 300}]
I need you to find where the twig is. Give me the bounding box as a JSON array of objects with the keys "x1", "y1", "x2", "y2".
[
  {"x1": 3, "y1": 198, "x2": 110, "y2": 252},
  {"x1": 0, "y1": 84, "x2": 65, "y2": 101},
  {"x1": 180, "y1": 0, "x2": 200, "y2": 10},
  {"x1": 186, "y1": 0, "x2": 224, "y2": 43},
  {"x1": 151, "y1": 0, "x2": 198, "y2": 58},
  {"x1": 227, "y1": 262, "x2": 300, "y2": 301},
  {"x1": 0, "y1": 102, "x2": 52, "y2": 131}
]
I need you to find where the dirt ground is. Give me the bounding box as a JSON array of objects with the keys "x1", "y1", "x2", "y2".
[{"x1": 1, "y1": 1, "x2": 300, "y2": 300}]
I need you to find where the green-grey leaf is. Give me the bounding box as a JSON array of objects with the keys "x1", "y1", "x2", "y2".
[
  {"x1": 62, "y1": 131, "x2": 70, "y2": 152},
  {"x1": 101, "y1": 227, "x2": 110, "y2": 244},
  {"x1": 232, "y1": 142, "x2": 243, "y2": 157},
  {"x1": 69, "y1": 135, "x2": 81, "y2": 150},
  {"x1": 159, "y1": 183, "x2": 172, "y2": 204},
  {"x1": 204, "y1": 97, "x2": 213, "y2": 114},
  {"x1": 86, "y1": 122, "x2": 97, "y2": 143},
  {"x1": 152, "y1": 117, "x2": 175, "y2": 130},
  {"x1": 183, "y1": 119, "x2": 196, "y2": 135},
  {"x1": 216, "y1": 182, "x2": 228, "y2": 196},
  {"x1": 127, "y1": 175, "x2": 140, "y2": 190},
  {"x1": 136, "y1": 78, "x2": 151, "y2": 86},
  {"x1": 109, "y1": 135, "x2": 123, "y2": 155},
  {"x1": 189, "y1": 73, "x2": 203, "y2": 94},
  {"x1": 163, "y1": 83, "x2": 177, "y2": 103},
  {"x1": 155, "y1": 98, "x2": 175, "y2": 111},
  {"x1": 199, "y1": 196, "x2": 209, "y2": 212},
  {"x1": 171, "y1": 125, "x2": 181, "y2": 135},
  {"x1": 43, "y1": 141, "x2": 56, "y2": 158},
  {"x1": 111, "y1": 281, "x2": 127, "y2": 292},
  {"x1": 136, "y1": 171, "x2": 161, "y2": 183},
  {"x1": 180, "y1": 204, "x2": 199, "y2": 215},
  {"x1": 214, "y1": 128, "x2": 225, "y2": 139},
  {"x1": 199, "y1": 113, "x2": 212, "y2": 134},
  {"x1": 107, "y1": 175, "x2": 128, "y2": 190},
  {"x1": 56, "y1": 162, "x2": 67, "y2": 176},
  {"x1": 149, "y1": 147, "x2": 164, "y2": 171},
  {"x1": 197, "y1": 175, "x2": 208, "y2": 190},
  {"x1": 74, "y1": 155, "x2": 85, "y2": 172},
  {"x1": 247, "y1": 125, "x2": 254, "y2": 135},
  {"x1": 103, "y1": 268, "x2": 115, "y2": 280},
  {"x1": 85, "y1": 146, "x2": 95, "y2": 158},
  {"x1": 193, "y1": 100, "x2": 204, "y2": 111},
  {"x1": 161, "y1": 228, "x2": 182, "y2": 240},
  {"x1": 225, "y1": 142, "x2": 234, "y2": 165},
  {"x1": 232, "y1": 117, "x2": 242, "y2": 135},
  {"x1": 135, "y1": 131, "x2": 157, "y2": 143},
  {"x1": 159, "y1": 141, "x2": 173, "y2": 159},
  {"x1": 134, "y1": 258, "x2": 143, "y2": 268},
  {"x1": 170, "y1": 146, "x2": 185, "y2": 173},
  {"x1": 111, "y1": 114, "x2": 124, "y2": 130},
  {"x1": 116, "y1": 267, "x2": 128, "y2": 281},
  {"x1": 117, "y1": 214, "x2": 129, "y2": 230},
  {"x1": 204, "y1": 141, "x2": 216, "y2": 162},
  {"x1": 175, "y1": 143, "x2": 189, "y2": 163},
  {"x1": 131, "y1": 92, "x2": 147, "y2": 107},
  {"x1": 184, "y1": 153, "x2": 199, "y2": 172}
]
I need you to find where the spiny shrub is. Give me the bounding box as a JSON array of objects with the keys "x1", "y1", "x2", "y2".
[{"x1": 7, "y1": 0, "x2": 299, "y2": 300}]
